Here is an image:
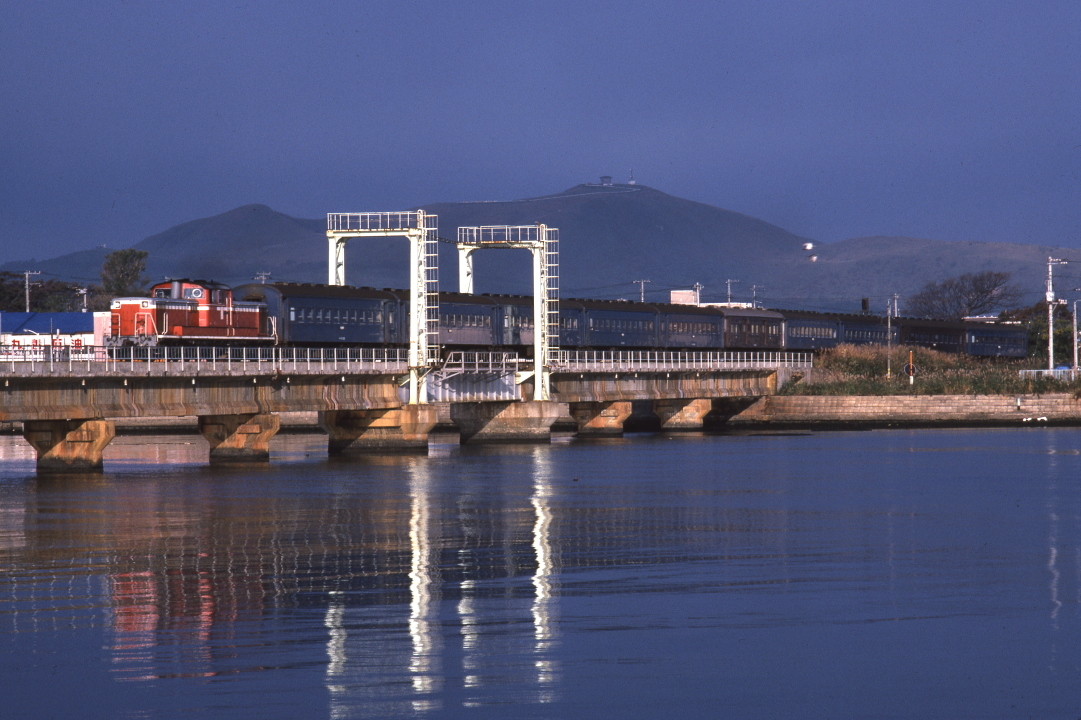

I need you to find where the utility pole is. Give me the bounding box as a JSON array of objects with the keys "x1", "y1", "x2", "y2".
[
  {"x1": 725, "y1": 279, "x2": 739, "y2": 305},
  {"x1": 77, "y1": 287, "x2": 88, "y2": 312},
  {"x1": 1071, "y1": 288, "x2": 1081, "y2": 375},
  {"x1": 886, "y1": 299, "x2": 892, "y2": 379},
  {"x1": 892, "y1": 293, "x2": 899, "y2": 318},
  {"x1": 254, "y1": 271, "x2": 272, "y2": 284},
  {"x1": 750, "y1": 285, "x2": 764, "y2": 308},
  {"x1": 23, "y1": 271, "x2": 40, "y2": 313},
  {"x1": 692, "y1": 282, "x2": 704, "y2": 305},
  {"x1": 632, "y1": 279, "x2": 650, "y2": 303},
  {"x1": 1047, "y1": 258, "x2": 1067, "y2": 370}
]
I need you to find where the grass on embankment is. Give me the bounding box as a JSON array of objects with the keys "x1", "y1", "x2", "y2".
[{"x1": 781, "y1": 345, "x2": 1078, "y2": 396}]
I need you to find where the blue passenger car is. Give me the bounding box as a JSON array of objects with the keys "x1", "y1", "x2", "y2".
[
  {"x1": 781, "y1": 310, "x2": 843, "y2": 351},
  {"x1": 233, "y1": 283, "x2": 405, "y2": 346},
  {"x1": 577, "y1": 299, "x2": 660, "y2": 348},
  {"x1": 839, "y1": 316, "x2": 896, "y2": 346},
  {"x1": 964, "y1": 321, "x2": 1028, "y2": 358},
  {"x1": 898, "y1": 318, "x2": 964, "y2": 353},
  {"x1": 439, "y1": 292, "x2": 499, "y2": 348},
  {"x1": 720, "y1": 308, "x2": 785, "y2": 349}
]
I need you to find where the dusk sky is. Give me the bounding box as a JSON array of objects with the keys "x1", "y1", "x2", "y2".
[{"x1": 2, "y1": 1, "x2": 1078, "y2": 264}]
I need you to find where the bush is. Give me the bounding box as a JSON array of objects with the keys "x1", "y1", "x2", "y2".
[{"x1": 780, "y1": 344, "x2": 1073, "y2": 396}]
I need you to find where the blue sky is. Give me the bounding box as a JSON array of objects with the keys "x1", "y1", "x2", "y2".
[{"x1": 1, "y1": 1, "x2": 1078, "y2": 263}]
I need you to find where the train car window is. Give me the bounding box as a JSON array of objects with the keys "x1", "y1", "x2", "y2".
[{"x1": 485, "y1": 316, "x2": 491, "y2": 327}]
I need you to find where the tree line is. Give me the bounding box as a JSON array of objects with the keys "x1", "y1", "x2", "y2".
[{"x1": 0, "y1": 250, "x2": 148, "y2": 312}]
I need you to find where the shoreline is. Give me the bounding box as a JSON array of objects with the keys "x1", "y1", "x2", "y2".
[{"x1": 721, "y1": 393, "x2": 1081, "y2": 430}]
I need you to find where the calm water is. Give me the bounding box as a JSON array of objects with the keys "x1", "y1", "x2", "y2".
[{"x1": 1, "y1": 428, "x2": 1080, "y2": 719}]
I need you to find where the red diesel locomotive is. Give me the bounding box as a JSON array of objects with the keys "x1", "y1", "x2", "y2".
[{"x1": 107, "y1": 279, "x2": 271, "y2": 346}]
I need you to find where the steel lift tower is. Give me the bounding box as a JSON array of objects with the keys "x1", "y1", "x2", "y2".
[
  {"x1": 326, "y1": 211, "x2": 440, "y2": 404},
  {"x1": 456, "y1": 224, "x2": 559, "y2": 401}
]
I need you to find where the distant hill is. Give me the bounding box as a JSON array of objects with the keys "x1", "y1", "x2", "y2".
[
  {"x1": 419, "y1": 183, "x2": 813, "y2": 299},
  {"x1": 1, "y1": 184, "x2": 1069, "y2": 313},
  {"x1": 776, "y1": 236, "x2": 1062, "y2": 312}
]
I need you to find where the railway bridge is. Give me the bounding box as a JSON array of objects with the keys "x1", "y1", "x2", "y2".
[{"x1": 0, "y1": 346, "x2": 809, "y2": 471}]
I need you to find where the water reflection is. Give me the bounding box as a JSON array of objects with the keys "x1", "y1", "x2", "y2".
[
  {"x1": 406, "y1": 461, "x2": 441, "y2": 711},
  {"x1": 316, "y1": 450, "x2": 562, "y2": 715},
  {"x1": 3, "y1": 430, "x2": 1081, "y2": 718},
  {"x1": 530, "y1": 447, "x2": 559, "y2": 702}
]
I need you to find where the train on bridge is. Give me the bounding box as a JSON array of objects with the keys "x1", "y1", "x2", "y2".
[{"x1": 107, "y1": 279, "x2": 1030, "y2": 358}]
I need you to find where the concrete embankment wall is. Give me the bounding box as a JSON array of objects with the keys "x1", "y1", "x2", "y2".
[{"x1": 727, "y1": 394, "x2": 1081, "y2": 428}]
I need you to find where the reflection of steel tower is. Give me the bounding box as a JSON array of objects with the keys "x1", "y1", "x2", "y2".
[
  {"x1": 456, "y1": 446, "x2": 562, "y2": 706},
  {"x1": 530, "y1": 446, "x2": 560, "y2": 702},
  {"x1": 324, "y1": 458, "x2": 442, "y2": 718},
  {"x1": 407, "y1": 460, "x2": 442, "y2": 711}
]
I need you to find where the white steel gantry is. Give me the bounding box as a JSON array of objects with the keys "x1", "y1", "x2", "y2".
[
  {"x1": 326, "y1": 211, "x2": 439, "y2": 404},
  {"x1": 456, "y1": 224, "x2": 559, "y2": 401}
]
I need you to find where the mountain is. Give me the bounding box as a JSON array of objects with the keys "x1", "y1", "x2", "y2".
[
  {"x1": 419, "y1": 183, "x2": 813, "y2": 299},
  {"x1": 1, "y1": 184, "x2": 1069, "y2": 312}
]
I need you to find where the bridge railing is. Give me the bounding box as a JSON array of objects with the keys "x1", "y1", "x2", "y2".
[
  {"x1": 0, "y1": 346, "x2": 812, "y2": 377},
  {"x1": 1019, "y1": 368, "x2": 1080, "y2": 381},
  {"x1": 550, "y1": 350, "x2": 813, "y2": 372},
  {"x1": 440, "y1": 351, "x2": 520, "y2": 373},
  {"x1": 0, "y1": 345, "x2": 409, "y2": 376}
]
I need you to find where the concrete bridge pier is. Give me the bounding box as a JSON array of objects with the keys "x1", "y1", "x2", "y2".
[
  {"x1": 570, "y1": 401, "x2": 634, "y2": 436},
  {"x1": 23, "y1": 419, "x2": 116, "y2": 473},
  {"x1": 320, "y1": 406, "x2": 438, "y2": 454},
  {"x1": 653, "y1": 398, "x2": 715, "y2": 431},
  {"x1": 198, "y1": 413, "x2": 281, "y2": 462},
  {"x1": 450, "y1": 401, "x2": 566, "y2": 443}
]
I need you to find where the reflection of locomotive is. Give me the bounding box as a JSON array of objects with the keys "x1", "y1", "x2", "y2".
[{"x1": 106, "y1": 278, "x2": 1030, "y2": 358}]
